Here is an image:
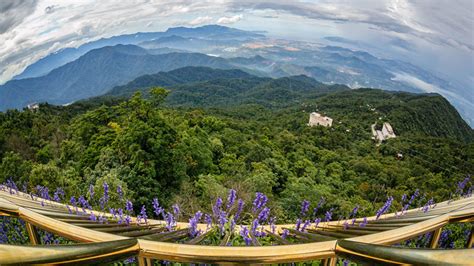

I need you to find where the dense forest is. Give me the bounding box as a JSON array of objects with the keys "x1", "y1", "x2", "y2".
[{"x1": 0, "y1": 70, "x2": 472, "y2": 225}]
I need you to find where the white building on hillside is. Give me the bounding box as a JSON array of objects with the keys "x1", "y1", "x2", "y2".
[
  {"x1": 371, "y1": 122, "x2": 396, "y2": 143},
  {"x1": 308, "y1": 112, "x2": 333, "y2": 127}
]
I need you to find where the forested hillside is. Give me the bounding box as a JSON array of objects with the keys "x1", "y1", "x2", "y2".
[
  {"x1": 0, "y1": 84, "x2": 472, "y2": 222},
  {"x1": 106, "y1": 67, "x2": 473, "y2": 142}
]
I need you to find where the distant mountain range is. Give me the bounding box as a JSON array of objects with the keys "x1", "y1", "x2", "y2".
[
  {"x1": 2, "y1": 25, "x2": 472, "y2": 127},
  {"x1": 13, "y1": 25, "x2": 263, "y2": 80},
  {"x1": 0, "y1": 45, "x2": 237, "y2": 110}
]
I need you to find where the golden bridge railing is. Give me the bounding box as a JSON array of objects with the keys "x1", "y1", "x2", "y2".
[{"x1": 0, "y1": 189, "x2": 473, "y2": 265}]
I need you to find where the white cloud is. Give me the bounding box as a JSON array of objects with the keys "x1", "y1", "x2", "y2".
[
  {"x1": 189, "y1": 16, "x2": 213, "y2": 26},
  {"x1": 217, "y1": 14, "x2": 242, "y2": 24}
]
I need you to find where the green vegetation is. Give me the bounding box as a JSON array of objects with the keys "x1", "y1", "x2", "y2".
[{"x1": 0, "y1": 79, "x2": 472, "y2": 223}]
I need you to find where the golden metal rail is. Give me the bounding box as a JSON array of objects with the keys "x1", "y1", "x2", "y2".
[{"x1": 0, "y1": 190, "x2": 473, "y2": 264}]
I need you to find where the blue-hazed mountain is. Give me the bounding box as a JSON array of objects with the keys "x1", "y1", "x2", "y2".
[
  {"x1": 0, "y1": 45, "x2": 239, "y2": 110},
  {"x1": 13, "y1": 25, "x2": 264, "y2": 80}
]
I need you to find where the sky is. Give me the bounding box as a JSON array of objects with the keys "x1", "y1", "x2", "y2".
[{"x1": 1, "y1": 0, "x2": 473, "y2": 93}]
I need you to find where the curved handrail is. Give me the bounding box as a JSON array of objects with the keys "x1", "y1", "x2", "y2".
[
  {"x1": 0, "y1": 191, "x2": 473, "y2": 263},
  {"x1": 335, "y1": 239, "x2": 474, "y2": 265},
  {"x1": 0, "y1": 239, "x2": 139, "y2": 265}
]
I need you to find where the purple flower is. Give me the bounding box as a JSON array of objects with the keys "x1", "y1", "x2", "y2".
[
  {"x1": 125, "y1": 200, "x2": 133, "y2": 213},
  {"x1": 90, "y1": 212, "x2": 97, "y2": 221},
  {"x1": 313, "y1": 197, "x2": 325, "y2": 216},
  {"x1": 376, "y1": 196, "x2": 393, "y2": 220},
  {"x1": 252, "y1": 192, "x2": 268, "y2": 213},
  {"x1": 325, "y1": 209, "x2": 333, "y2": 222},
  {"x1": 401, "y1": 194, "x2": 407, "y2": 203},
  {"x1": 281, "y1": 229, "x2": 289, "y2": 239},
  {"x1": 117, "y1": 208, "x2": 124, "y2": 224},
  {"x1": 43, "y1": 232, "x2": 53, "y2": 245},
  {"x1": 456, "y1": 176, "x2": 471, "y2": 196},
  {"x1": 235, "y1": 199, "x2": 244, "y2": 220},
  {"x1": 218, "y1": 211, "x2": 228, "y2": 235},
  {"x1": 53, "y1": 188, "x2": 64, "y2": 202},
  {"x1": 110, "y1": 208, "x2": 116, "y2": 218},
  {"x1": 227, "y1": 189, "x2": 237, "y2": 210},
  {"x1": 125, "y1": 215, "x2": 131, "y2": 226},
  {"x1": 99, "y1": 214, "x2": 107, "y2": 224},
  {"x1": 230, "y1": 217, "x2": 236, "y2": 232},
  {"x1": 301, "y1": 220, "x2": 311, "y2": 231},
  {"x1": 422, "y1": 198, "x2": 434, "y2": 213},
  {"x1": 314, "y1": 218, "x2": 321, "y2": 228},
  {"x1": 359, "y1": 217, "x2": 368, "y2": 227},
  {"x1": 165, "y1": 212, "x2": 175, "y2": 231},
  {"x1": 213, "y1": 197, "x2": 223, "y2": 218},
  {"x1": 257, "y1": 207, "x2": 270, "y2": 223},
  {"x1": 402, "y1": 189, "x2": 419, "y2": 213},
  {"x1": 6, "y1": 179, "x2": 18, "y2": 195},
  {"x1": 117, "y1": 186, "x2": 123, "y2": 200},
  {"x1": 269, "y1": 217, "x2": 276, "y2": 234},
  {"x1": 139, "y1": 205, "x2": 148, "y2": 225},
  {"x1": 295, "y1": 218, "x2": 302, "y2": 231},
  {"x1": 172, "y1": 204, "x2": 180, "y2": 218},
  {"x1": 204, "y1": 213, "x2": 212, "y2": 230},
  {"x1": 350, "y1": 205, "x2": 359, "y2": 218},
  {"x1": 343, "y1": 221, "x2": 349, "y2": 230},
  {"x1": 152, "y1": 198, "x2": 163, "y2": 217},
  {"x1": 240, "y1": 226, "x2": 251, "y2": 245},
  {"x1": 103, "y1": 182, "x2": 109, "y2": 200},
  {"x1": 251, "y1": 219, "x2": 259, "y2": 235},
  {"x1": 189, "y1": 211, "x2": 202, "y2": 237},
  {"x1": 301, "y1": 199, "x2": 310, "y2": 216}
]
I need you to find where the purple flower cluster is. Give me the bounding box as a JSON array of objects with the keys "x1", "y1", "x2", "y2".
[
  {"x1": 402, "y1": 189, "x2": 419, "y2": 213},
  {"x1": 312, "y1": 197, "x2": 325, "y2": 216},
  {"x1": 422, "y1": 198, "x2": 434, "y2": 213},
  {"x1": 359, "y1": 217, "x2": 368, "y2": 227},
  {"x1": 125, "y1": 200, "x2": 133, "y2": 213},
  {"x1": 301, "y1": 219, "x2": 311, "y2": 231},
  {"x1": 257, "y1": 207, "x2": 270, "y2": 223},
  {"x1": 227, "y1": 189, "x2": 237, "y2": 210},
  {"x1": 376, "y1": 196, "x2": 393, "y2": 220},
  {"x1": 117, "y1": 186, "x2": 123, "y2": 200},
  {"x1": 189, "y1": 211, "x2": 203, "y2": 238},
  {"x1": 301, "y1": 199, "x2": 310, "y2": 216},
  {"x1": 314, "y1": 217, "x2": 321, "y2": 228},
  {"x1": 172, "y1": 204, "x2": 180, "y2": 218},
  {"x1": 456, "y1": 176, "x2": 471, "y2": 196},
  {"x1": 252, "y1": 192, "x2": 268, "y2": 213},
  {"x1": 325, "y1": 208, "x2": 333, "y2": 222},
  {"x1": 53, "y1": 188, "x2": 65, "y2": 202},
  {"x1": 235, "y1": 199, "x2": 244, "y2": 220},
  {"x1": 152, "y1": 198, "x2": 164, "y2": 218},
  {"x1": 240, "y1": 226, "x2": 251, "y2": 245},
  {"x1": 137, "y1": 205, "x2": 147, "y2": 225},
  {"x1": 204, "y1": 213, "x2": 212, "y2": 230},
  {"x1": 165, "y1": 212, "x2": 176, "y2": 231}
]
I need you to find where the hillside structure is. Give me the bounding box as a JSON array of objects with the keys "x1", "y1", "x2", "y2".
[
  {"x1": 308, "y1": 112, "x2": 333, "y2": 127},
  {"x1": 371, "y1": 122, "x2": 396, "y2": 143}
]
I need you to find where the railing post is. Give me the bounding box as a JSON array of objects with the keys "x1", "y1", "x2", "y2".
[
  {"x1": 137, "y1": 256, "x2": 146, "y2": 266},
  {"x1": 146, "y1": 258, "x2": 152, "y2": 265},
  {"x1": 467, "y1": 228, "x2": 473, "y2": 248},
  {"x1": 25, "y1": 222, "x2": 40, "y2": 245},
  {"x1": 322, "y1": 257, "x2": 336, "y2": 266},
  {"x1": 429, "y1": 228, "x2": 442, "y2": 248}
]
